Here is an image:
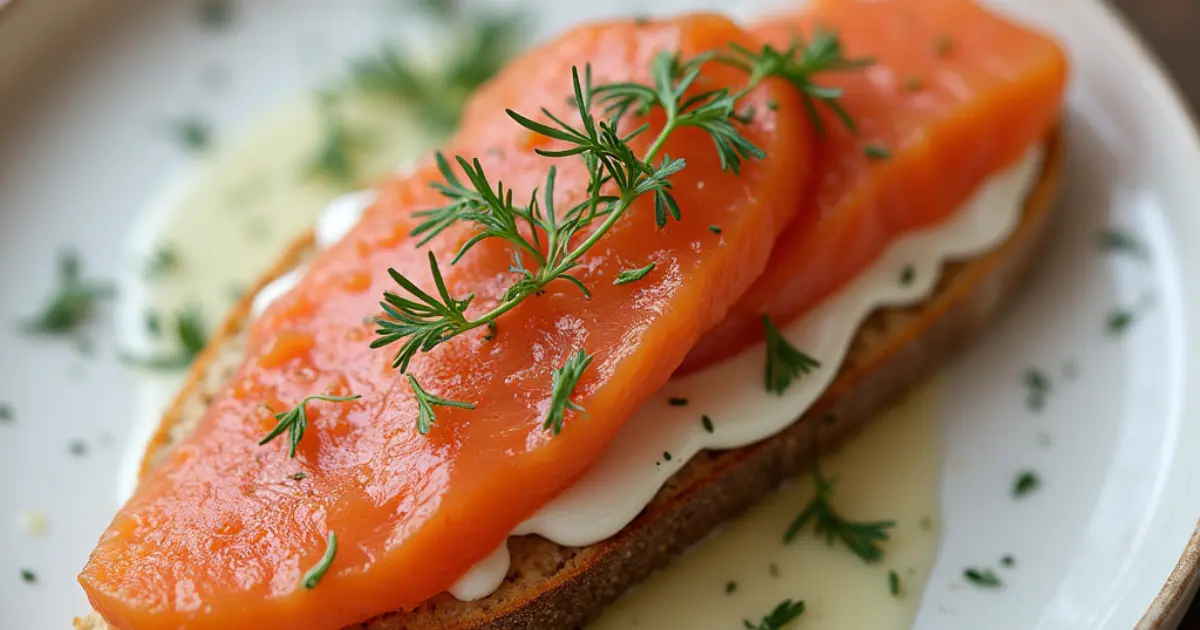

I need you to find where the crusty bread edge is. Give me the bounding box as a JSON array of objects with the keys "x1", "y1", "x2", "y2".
[{"x1": 77, "y1": 129, "x2": 1062, "y2": 630}]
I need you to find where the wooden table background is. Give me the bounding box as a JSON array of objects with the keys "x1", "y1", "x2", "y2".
[{"x1": 1107, "y1": 1, "x2": 1200, "y2": 626}]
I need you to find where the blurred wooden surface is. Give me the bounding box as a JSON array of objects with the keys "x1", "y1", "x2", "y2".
[{"x1": 1108, "y1": 2, "x2": 1200, "y2": 627}]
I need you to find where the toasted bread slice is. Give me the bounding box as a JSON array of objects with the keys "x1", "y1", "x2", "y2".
[{"x1": 77, "y1": 129, "x2": 1062, "y2": 630}]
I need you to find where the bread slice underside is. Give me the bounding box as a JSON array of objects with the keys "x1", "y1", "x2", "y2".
[{"x1": 77, "y1": 130, "x2": 1063, "y2": 630}]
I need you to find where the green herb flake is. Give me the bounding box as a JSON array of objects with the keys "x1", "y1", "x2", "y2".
[
  {"x1": 725, "y1": 580, "x2": 738, "y2": 595},
  {"x1": 709, "y1": 225, "x2": 723, "y2": 234},
  {"x1": 145, "y1": 312, "x2": 162, "y2": 337},
  {"x1": 289, "y1": 472, "x2": 308, "y2": 481},
  {"x1": 1013, "y1": 470, "x2": 1041, "y2": 497},
  {"x1": 785, "y1": 462, "x2": 895, "y2": 562},
  {"x1": 122, "y1": 307, "x2": 209, "y2": 370},
  {"x1": 662, "y1": 451, "x2": 672, "y2": 462},
  {"x1": 306, "y1": 93, "x2": 361, "y2": 186},
  {"x1": 1024, "y1": 368, "x2": 1051, "y2": 412},
  {"x1": 918, "y1": 515, "x2": 934, "y2": 532},
  {"x1": 964, "y1": 567, "x2": 1002, "y2": 588},
  {"x1": 1001, "y1": 554, "x2": 1016, "y2": 568},
  {"x1": 889, "y1": 569, "x2": 901, "y2": 596},
  {"x1": 900, "y1": 265, "x2": 915, "y2": 286},
  {"x1": 1107, "y1": 309, "x2": 1135, "y2": 336},
  {"x1": 409, "y1": 375, "x2": 475, "y2": 435},
  {"x1": 170, "y1": 117, "x2": 212, "y2": 153},
  {"x1": 68, "y1": 440, "x2": 88, "y2": 457},
  {"x1": 1097, "y1": 228, "x2": 1148, "y2": 260},
  {"x1": 302, "y1": 531, "x2": 338, "y2": 589},
  {"x1": 542, "y1": 350, "x2": 593, "y2": 436},
  {"x1": 744, "y1": 599, "x2": 805, "y2": 630},
  {"x1": 935, "y1": 35, "x2": 954, "y2": 57},
  {"x1": 864, "y1": 143, "x2": 892, "y2": 160},
  {"x1": 763, "y1": 316, "x2": 821, "y2": 395},
  {"x1": 0, "y1": 402, "x2": 12, "y2": 423},
  {"x1": 904, "y1": 76, "x2": 924, "y2": 92},
  {"x1": 20, "y1": 569, "x2": 36, "y2": 584},
  {"x1": 768, "y1": 562, "x2": 780, "y2": 578},
  {"x1": 22, "y1": 250, "x2": 114, "y2": 338},
  {"x1": 766, "y1": 100, "x2": 780, "y2": 111},
  {"x1": 701, "y1": 414, "x2": 714, "y2": 433},
  {"x1": 614, "y1": 262, "x2": 655, "y2": 285},
  {"x1": 198, "y1": 0, "x2": 233, "y2": 30},
  {"x1": 144, "y1": 246, "x2": 180, "y2": 278},
  {"x1": 667, "y1": 397, "x2": 688, "y2": 407}
]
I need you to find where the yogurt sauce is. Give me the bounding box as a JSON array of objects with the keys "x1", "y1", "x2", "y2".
[{"x1": 120, "y1": 83, "x2": 1043, "y2": 627}]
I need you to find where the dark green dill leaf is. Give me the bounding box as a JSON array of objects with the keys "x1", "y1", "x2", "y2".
[
  {"x1": 785, "y1": 462, "x2": 895, "y2": 562},
  {"x1": 667, "y1": 397, "x2": 688, "y2": 406},
  {"x1": 663, "y1": 451, "x2": 672, "y2": 461},
  {"x1": 122, "y1": 307, "x2": 209, "y2": 370},
  {"x1": 68, "y1": 440, "x2": 88, "y2": 457},
  {"x1": 198, "y1": 0, "x2": 232, "y2": 30},
  {"x1": 373, "y1": 252, "x2": 475, "y2": 374},
  {"x1": 1107, "y1": 308, "x2": 1135, "y2": 336},
  {"x1": 614, "y1": 262, "x2": 655, "y2": 285},
  {"x1": 22, "y1": 250, "x2": 114, "y2": 337},
  {"x1": 709, "y1": 225, "x2": 723, "y2": 234},
  {"x1": 935, "y1": 35, "x2": 954, "y2": 57},
  {"x1": 169, "y1": 116, "x2": 212, "y2": 152},
  {"x1": 144, "y1": 246, "x2": 180, "y2": 278},
  {"x1": 259, "y1": 394, "x2": 361, "y2": 458},
  {"x1": 762, "y1": 316, "x2": 820, "y2": 395},
  {"x1": 864, "y1": 143, "x2": 892, "y2": 160},
  {"x1": 408, "y1": 374, "x2": 475, "y2": 435},
  {"x1": 1024, "y1": 368, "x2": 1051, "y2": 412},
  {"x1": 20, "y1": 569, "x2": 36, "y2": 584},
  {"x1": 1013, "y1": 470, "x2": 1041, "y2": 497},
  {"x1": 766, "y1": 100, "x2": 779, "y2": 111},
  {"x1": 0, "y1": 402, "x2": 12, "y2": 423},
  {"x1": 743, "y1": 599, "x2": 805, "y2": 630},
  {"x1": 634, "y1": 14, "x2": 649, "y2": 26},
  {"x1": 701, "y1": 414, "x2": 714, "y2": 433},
  {"x1": 964, "y1": 567, "x2": 1002, "y2": 588},
  {"x1": 306, "y1": 92, "x2": 362, "y2": 186},
  {"x1": 1097, "y1": 228, "x2": 1149, "y2": 260},
  {"x1": 725, "y1": 580, "x2": 738, "y2": 595},
  {"x1": 889, "y1": 569, "x2": 901, "y2": 596},
  {"x1": 1001, "y1": 554, "x2": 1016, "y2": 568},
  {"x1": 900, "y1": 265, "x2": 915, "y2": 286},
  {"x1": 302, "y1": 531, "x2": 338, "y2": 589},
  {"x1": 543, "y1": 349, "x2": 593, "y2": 435}
]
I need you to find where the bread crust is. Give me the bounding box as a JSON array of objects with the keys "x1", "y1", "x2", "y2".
[{"x1": 77, "y1": 130, "x2": 1063, "y2": 630}]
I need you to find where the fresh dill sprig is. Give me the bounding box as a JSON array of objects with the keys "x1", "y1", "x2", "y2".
[
  {"x1": 408, "y1": 374, "x2": 475, "y2": 434},
  {"x1": 373, "y1": 33, "x2": 866, "y2": 379},
  {"x1": 544, "y1": 349, "x2": 593, "y2": 435},
  {"x1": 743, "y1": 599, "x2": 806, "y2": 630},
  {"x1": 762, "y1": 315, "x2": 820, "y2": 395},
  {"x1": 121, "y1": 307, "x2": 208, "y2": 370},
  {"x1": 614, "y1": 262, "x2": 655, "y2": 285},
  {"x1": 302, "y1": 531, "x2": 338, "y2": 589},
  {"x1": 259, "y1": 394, "x2": 361, "y2": 458},
  {"x1": 964, "y1": 567, "x2": 1002, "y2": 588},
  {"x1": 784, "y1": 462, "x2": 895, "y2": 563},
  {"x1": 23, "y1": 250, "x2": 114, "y2": 336},
  {"x1": 1013, "y1": 470, "x2": 1041, "y2": 497}
]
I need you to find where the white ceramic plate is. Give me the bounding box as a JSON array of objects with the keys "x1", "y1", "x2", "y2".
[{"x1": 1, "y1": 0, "x2": 1198, "y2": 628}]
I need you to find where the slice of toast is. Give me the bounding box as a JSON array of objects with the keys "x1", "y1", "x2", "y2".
[{"x1": 77, "y1": 130, "x2": 1062, "y2": 630}]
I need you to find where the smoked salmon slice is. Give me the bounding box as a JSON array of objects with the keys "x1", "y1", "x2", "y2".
[
  {"x1": 681, "y1": 0, "x2": 1068, "y2": 372},
  {"x1": 80, "y1": 15, "x2": 813, "y2": 630}
]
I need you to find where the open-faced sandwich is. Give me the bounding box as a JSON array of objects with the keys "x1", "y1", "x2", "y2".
[{"x1": 76, "y1": 0, "x2": 1068, "y2": 628}]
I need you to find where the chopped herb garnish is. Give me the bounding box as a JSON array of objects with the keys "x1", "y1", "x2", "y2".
[
  {"x1": 864, "y1": 143, "x2": 892, "y2": 160},
  {"x1": 889, "y1": 569, "x2": 901, "y2": 596},
  {"x1": 289, "y1": 472, "x2": 308, "y2": 481},
  {"x1": 743, "y1": 599, "x2": 805, "y2": 630},
  {"x1": 663, "y1": 451, "x2": 672, "y2": 461},
  {"x1": 763, "y1": 316, "x2": 820, "y2": 395},
  {"x1": 306, "y1": 92, "x2": 361, "y2": 185},
  {"x1": 144, "y1": 246, "x2": 180, "y2": 278},
  {"x1": 259, "y1": 394, "x2": 361, "y2": 458},
  {"x1": 766, "y1": 99, "x2": 779, "y2": 111},
  {"x1": 1097, "y1": 228, "x2": 1149, "y2": 260},
  {"x1": 785, "y1": 463, "x2": 895, "y2": 562},
  {"x1": 709, "y1": 224, "x2": 723, "y2": 234},
  {"x1": 614, "y1": 263, "x2": 655, "y2": 285},
  {"x1": 1106, "y1": 308, "x2": 1135, "y2": 336},
  {"x1": 23, "y1": 250, "x2": 114, "y2": 337},
  {"x1": 1013, "y1": 470, "x2": 1041, "y2": 497},
  {"x1": 372, "y1": 34, "x2": 870, "y2": 385},
  {"x1": 198, "y1": 0, "x2": 232, "y2": 30},
  {"x1": 1001, "y1": 554, "x2": 1016, "y2": 568},
  {"x1": 701, "y1": 414, "x2": 714, "y2": 433},
  {"x1": 122, "y1": 307, "x2": 209, "y2": 370},
  {"x1": 543, "y1": 349, "x2": 593, "y2": 436},
  {"x1": 1024, "y1": 368, "x2": 1050, "y2": 412},
  {"x1": 302, "y1": 531, "x2": 338, "y2": 589},
  {"x1": 0, "y1": 402, "x2": 12, "y2": 423},
  {"x1": 667, "y1": 397, "x2": 688, "y2": 406},
  {"x1": 934, "y1": 35, "x2": 954, "y2": 57},
  {"x1": 900, "y1": 265, "x2": 915, "y2": 286},
  {"x1": 169, "y1": 116, "x2": 212, "y2": 152},
  {"x1": 68, "y1": 440, "x2": 88, "y2": 457},
  {"x1": 145, "y1": 312, "x2": 162, "y2": 336},
  {"x1": 725, "y1": 580, "x2": 738, "y2": 595},
  {"x1": 964, "y1": 567, "x2": 1002, "y2": 588},
  {"x1": 20, "y1": 569, "x2": 36, "y2": 584},
  {"x1": 408, "y1": 374, "x2": 475, "y2": 435},
  {"x1": 904, "y1": 76, "x2": 924, "y2": 92}
]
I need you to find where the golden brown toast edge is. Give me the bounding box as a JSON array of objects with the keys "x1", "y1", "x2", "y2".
[{"x1": 76, "y1": 129, "x2": 1063, "y2": 630}]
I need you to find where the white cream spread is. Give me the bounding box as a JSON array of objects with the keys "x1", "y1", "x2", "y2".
[{"x1": 253, "y1": 147, "x2": 1044, "y2": 599}]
